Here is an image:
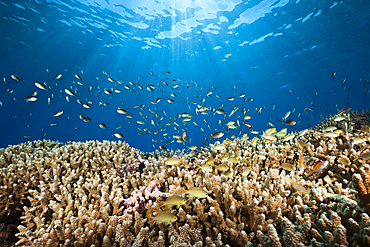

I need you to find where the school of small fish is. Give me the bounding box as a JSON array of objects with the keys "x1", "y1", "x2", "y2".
[
  {"x1": 2, "y1": 70, "x2": 370, "y2": 230},
  {"x1": 2, "y1": 70, "x2": 368, "y2": 152}
]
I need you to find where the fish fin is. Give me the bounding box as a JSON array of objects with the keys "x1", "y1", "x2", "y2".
[
  {"x1": 157, "y1": 201, "x2": 165, "y2": 209},
  {"x1": 306, "y1": 171, "x2": 314, "y2": 177},
  {"x1": 147, "y1": 219, "x2": 156, "y2": 227},
  {"x1": 312, "y1": 161, "x2": 319, "y2": 169},
  {"x1": 178, "y1": 188, "x2": 187, "y2": 194},
  {"x1": 295, "y1": 161, "x2": 299, "y2": 169}
]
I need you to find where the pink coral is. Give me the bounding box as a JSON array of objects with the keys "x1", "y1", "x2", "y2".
[
  {"x1": 115, "y1": 154, "x2": 146, "y2": 177},
  {"x1": 120, "y1": 180, "x2": 164, "y2": 214}
]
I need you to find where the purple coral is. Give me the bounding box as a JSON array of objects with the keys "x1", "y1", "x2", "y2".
[
  {"x1": 115, "y1": 154, "x2": 146, "y2": 177},
  {"x1": 120, "y1": 180, "x2": 165, "y2": 214}
]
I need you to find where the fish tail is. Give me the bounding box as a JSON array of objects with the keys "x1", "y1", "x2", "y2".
[
  {"x1": 157, "y1": 202, "x2": 164, "y2": 208},
  {"x1": 295, "y1": 161, "x2": 299, "y2": 169},
  {"x1": 178, "y1": 191, "x2": 187, "y2": 195},
  {"x1": 147, "y1": 216, "x2": 157, "y2": 223},
  {"x1": 147, "y1": 219, "x2": 155, "y2": 226}
]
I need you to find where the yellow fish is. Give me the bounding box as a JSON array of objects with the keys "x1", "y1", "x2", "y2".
[
  {"x1": 147, "y1": 211, "x2": 177, "y2": 225},
  {"x1": 53, "y1": 111, "x2": 63, "y2": 117},
  {"x1": 213, "y1": 144, "x2": 226, "y2": 151},
  {"x1": 196, "y1": 164, "x2": 213, "y2": 172},
  {"x1": 290, "y1": 179, "x2": 308, "y2": 194},
  {"x1": 354, "y1": 152, "x2": 370, "y2": 161},
  {"x1": 275, "y1": 163, "x2": 296, "y2": 172},
  {"x1": 205, "y1": 158, "x2": 214, "y2": 166},
  {"x1": 164, "y1": 157, "x2": 184, "y2": 165},
  {"x1": 324, "y1": 175, "x2": 336, "y2": 187},
  {"x1": 179, "y1": 187, "x2": 208, "y2": 198},
  {"x1": 338, "y1": 156, "x2": 350, "y2": 166},
  {"x1": 282, "y1": 133, "x2": 295, "y2": 141},
  {"x1": 225, "y1": 171, "x2": 233, "y2": 177},
  {"x1": 215, "y1": 164, "x2": 229, "y2": 171},
  {"x1": 159, "y1": 195, "x2": 186, "y2": 208},
  {"x1": 188, "y1": 146, "x2": 197, "y2": 151}
]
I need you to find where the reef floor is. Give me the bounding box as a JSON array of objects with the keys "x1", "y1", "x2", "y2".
[{"x1": 0, "y1": 110, "x2": 370, "y2": 246}]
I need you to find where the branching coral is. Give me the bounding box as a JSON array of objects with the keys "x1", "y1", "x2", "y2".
[
  {"x1": 352, "y1": 164, "x2": 370, "y2": 211},
  {"x1": 121, "y1": 180, "x2": 163, "y2": 214},
  {"x1": 0, "y1": 114, "x2": 369, "y2": 247}
]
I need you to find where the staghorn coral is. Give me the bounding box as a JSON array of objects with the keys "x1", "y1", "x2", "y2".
[
  {"x1": 279, "y1": 214, "x2": 311, "y2": 247},
  {"x1": 352, "y1": 164, "x2": 370, "y2": 212},
  {"x1": 121, "y1": 180, "x2": 164, "y2": 214},
  {"x1": 0, "y1": 113, "x2": 368, "y2": 247},
  {"x1": 115, "y1": 153, "x2": 147, "y2": 177},
  {"x1": 256, "y1": 224, "x2": 281, "y2": 247}
]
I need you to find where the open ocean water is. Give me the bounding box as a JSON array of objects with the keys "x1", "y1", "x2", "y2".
[{"x1": 0, "y1": 0, "x2": 369, "y2": 152}]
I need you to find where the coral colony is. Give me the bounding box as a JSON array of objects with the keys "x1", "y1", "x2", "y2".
[{"x1": 0, "y1": 109, "x2": 370, "y2": 246}]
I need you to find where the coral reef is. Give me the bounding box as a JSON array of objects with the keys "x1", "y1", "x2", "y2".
[{"x1": 0, "y1": 110, "x2": 369, "y2": 246}]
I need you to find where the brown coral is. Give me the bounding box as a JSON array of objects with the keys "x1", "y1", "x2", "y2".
[{"x1": 0, "y1": 115, "x2": 369, "y2": 247}]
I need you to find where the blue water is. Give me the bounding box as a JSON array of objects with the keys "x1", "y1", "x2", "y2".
[{"x1": 0, "y1": 0, "x2": 369, "y2": 152}]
